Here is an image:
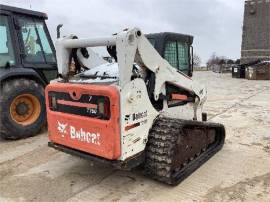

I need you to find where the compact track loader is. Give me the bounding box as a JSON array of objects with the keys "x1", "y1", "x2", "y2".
[{"x1": 46, "y1": 28, "x2": 225, "y2": 185}]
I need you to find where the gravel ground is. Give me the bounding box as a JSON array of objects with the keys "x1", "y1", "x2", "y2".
[{"x1": 0, "y1": 71, "x2": 269, "y2": 202}]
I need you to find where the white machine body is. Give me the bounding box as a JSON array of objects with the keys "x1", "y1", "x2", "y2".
[{"x1": 54, "y1": 28, "x2": 207, "y2": 160}]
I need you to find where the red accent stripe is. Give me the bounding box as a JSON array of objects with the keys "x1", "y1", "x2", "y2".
[
  {"x1": 125, "y1": 122, "x2": 140, "y2": 131},
  {"x1": 171, "y1": 94, "x2": 188, "y2": 101},
  {"x1": 57, "y1": 99, "x2": 97, "y2": 109}
]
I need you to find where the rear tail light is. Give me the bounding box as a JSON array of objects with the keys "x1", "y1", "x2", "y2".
[
  {"x1": 49, "y1": 95, "x2": 57, "y2": 110},
  {"x1": 98, "y1": 98, "x2": 110, "y2": 120},
  {"x1": 98, "y1": 101, "x2": 105, "y2": 114}
]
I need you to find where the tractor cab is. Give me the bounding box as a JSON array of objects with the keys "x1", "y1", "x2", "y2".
[
  {"x1": 0, "y1": 5, "x2": 57, "y2": 139},
  {"x1": 0, "y1": 4, "x2": 57, "y2": 83}
]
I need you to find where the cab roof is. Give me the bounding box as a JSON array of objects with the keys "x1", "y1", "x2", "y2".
[
  {"x1": 0, "y1": 4, "x2": 48, "y2": 19},
  {"x1": 146, "y1": 32, "x2": 194, "y2": 45}
]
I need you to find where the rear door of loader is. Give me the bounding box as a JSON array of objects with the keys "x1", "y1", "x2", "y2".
[{"x1": 46, "y1": 83, "x2": 121, "y2": 160}]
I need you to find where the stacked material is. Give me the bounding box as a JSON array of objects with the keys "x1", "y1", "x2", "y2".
[{"x1": 245, "y1": 61, "x2": 270, "y2": 80}]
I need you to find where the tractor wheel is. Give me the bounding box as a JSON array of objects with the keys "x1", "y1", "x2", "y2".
[{"x1": 0, "y1": 79, "x2": 46, "y2": 140}]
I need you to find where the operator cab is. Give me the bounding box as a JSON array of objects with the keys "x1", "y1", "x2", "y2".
[
  {"x1": 0, "y1": 4, "x2": 57, "y2": 83},
  {"x1": 0, "y1": 5, "x2": 58, "y2": 140},
  {"x1": 146, "y1": 33, "x2": 194, "y2": 77}
]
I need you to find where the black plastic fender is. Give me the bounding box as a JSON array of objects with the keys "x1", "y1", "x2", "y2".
[{"x1": 0, "y1": 67, "x2": 47, "y2": 86}]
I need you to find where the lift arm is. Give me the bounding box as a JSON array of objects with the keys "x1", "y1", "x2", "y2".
[{"x1": 55, "y1": 28, "x2": 206, "y2": 103}]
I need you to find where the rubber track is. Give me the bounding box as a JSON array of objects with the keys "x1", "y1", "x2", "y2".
[{"x1": 144, "y1": 117, "x2": 225, "y2": 185}]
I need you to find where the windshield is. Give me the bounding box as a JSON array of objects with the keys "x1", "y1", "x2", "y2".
[
  {"x1": 0, "y1": 16, "x2": 15, "y2": 67},
  {"x1": 18, "y1": 17, "x2": 56, "y2": 64}
]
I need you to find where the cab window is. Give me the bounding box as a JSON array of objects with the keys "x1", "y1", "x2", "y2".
[
  {"x1": 164, "y1": 41, "x2": 189, "y2": 74},
  {"x1": 36, "y1": 22, "x2": 56, "y2": 63},
  {"x1": 164, "y1": 41, "x2": 178, "y2": 68},
  {"x1": 148, "y1": 38, "x2": 156, "y2": 47},
  {"x1": 177, "y1": 41, "x2": 189, "y2": 71},
  {"x1": 18, "y1": 18, "x2": 56, "y2": 64},
  {"x1": 0, "y1": 16, "x2": 15, "y2": 67}
]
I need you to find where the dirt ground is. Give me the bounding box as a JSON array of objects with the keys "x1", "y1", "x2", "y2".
[{"x1": 0, "y1": 71, "x2": 269, "y2": 202}]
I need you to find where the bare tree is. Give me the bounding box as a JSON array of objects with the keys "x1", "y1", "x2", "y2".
[
  {"x1": 207, "y1": 53, "x2": 232, "y2": 69},
  {"x1": 207, "y1": 52, "x2": 218, "y2": 69}
]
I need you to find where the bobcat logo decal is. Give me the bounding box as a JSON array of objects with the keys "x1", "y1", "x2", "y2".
[
  {"x1": 56, "y1": 121, "x2": 101, "y2": 145},
  {"x1": 57, "y1": 121, "x2": 67, "y2": 137}
]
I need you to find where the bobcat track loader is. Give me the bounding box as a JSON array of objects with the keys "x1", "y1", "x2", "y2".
[{"x1": 46, "y1": 28, "x2": 225, "y2": 185}]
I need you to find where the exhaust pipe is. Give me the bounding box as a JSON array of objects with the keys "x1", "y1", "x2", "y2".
[{"x1": 57, "y1": 24, "x2": 63, "y2": 39}]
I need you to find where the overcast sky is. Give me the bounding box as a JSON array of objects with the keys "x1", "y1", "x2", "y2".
[{"x1": 0, "y1": 0, "x2": 245, "y2": 64}]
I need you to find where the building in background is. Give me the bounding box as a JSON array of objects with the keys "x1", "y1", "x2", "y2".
[{"x1": 241, "y1": 0, "x2": 270, "y2": 64}]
